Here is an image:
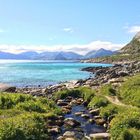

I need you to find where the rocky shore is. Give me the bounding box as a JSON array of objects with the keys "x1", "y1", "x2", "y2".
[
  {"x1": 1, "y1": 60, "x2": 139, "y2": 97},
  {"x1": 0, "y1": 60, "x2": 140, "y2": 140}
]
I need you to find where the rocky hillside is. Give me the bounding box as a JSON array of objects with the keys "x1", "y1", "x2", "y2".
[
  {"x1": 82, "y1": 32, "x2": 140, "y2": 63},
  {"x1": 120, "y1": 31, "x2": 140, "y2": 54}
]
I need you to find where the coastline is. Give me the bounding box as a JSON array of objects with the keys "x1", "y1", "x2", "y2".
[
  {"x1": 0, "y1": 60, "x2": 140, "y2": 139},
  {"x1": 1, "y1": 60, "x2": 139, "y2": 98}
]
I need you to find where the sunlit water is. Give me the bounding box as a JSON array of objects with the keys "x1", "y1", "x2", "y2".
[{"x1": 0, "y1": 60, "x2": 112, "y2": 87}]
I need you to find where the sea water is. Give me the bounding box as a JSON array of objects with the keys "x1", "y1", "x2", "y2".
[{"x1": 0, "y1": 60, "x2": 112, "y2": 87}]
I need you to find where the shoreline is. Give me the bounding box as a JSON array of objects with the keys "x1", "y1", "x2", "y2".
[
  {"x1": 1, "y1": 60, "x2": 139, "y2": 96},
  {"x1": 0, "y1": 60, "x2": 140, "y2": 139}
]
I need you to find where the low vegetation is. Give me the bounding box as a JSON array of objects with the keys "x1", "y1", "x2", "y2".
[
  {"x1": 0, "y1": 73, "x2": 140, "y2": 140},
  {"x1": 118, "y1": 74, "x2": 140, "y2": 107},
  {"x1": 88, "y1": 96, "x2": 109, "y2": 108},
  {"x1": 99, "y1": 84, "x2": 117, "y2": 96},
  {"x1": 0, "y1": 93, "x2": 61, "y2": 140},
  {"x1": 54, "y1": 86, "x2": 95, "y2": 102},
  {"x1": 110, "y1": 108, "x2": 140, "y2": 140}
]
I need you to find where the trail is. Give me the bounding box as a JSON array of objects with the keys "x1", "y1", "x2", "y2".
[{"x1": 104, "y1": 96, "x2": 127, "y2": 107}]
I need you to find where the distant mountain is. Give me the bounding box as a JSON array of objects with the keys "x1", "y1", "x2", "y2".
[
  {"x1": 0, "y1": 51, "x2": 82, "y2": 60},
  {"x1": 17, "y1": 51, "x2": 39, "y2": 59},
  {"x1": 0, "y1": 49, "x2": 116, "y2": 60},
  {"x1": 57, "y1": 52, "x2": 82, "y2": 60},
  {"x1": 84, "y1": 48, "x2": 116, "y2": 59},
  {"x1": 0, "y1": 51, "x2": 18, "y2": 59},
  {"x1": 81, "y1": 32, "x2": 140, "y2": 63},
  {"x1": 37, "y1": 52, "x2": 59, "y2": 60}
]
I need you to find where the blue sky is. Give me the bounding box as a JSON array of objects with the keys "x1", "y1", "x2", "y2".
[{"x1": 0, "y1": 0, "x2": 140, "y2": 54}]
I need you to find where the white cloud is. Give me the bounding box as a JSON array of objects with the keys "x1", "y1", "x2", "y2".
[
  {"x1": 63, "y1": 27, "x2": 74, "y2": 33},
  {"x1": 127, "y1": 25, "x2": 140, "y2": 33},
  {"x1": 0, "y1": 41, "x2": 125, "y2": 55}
]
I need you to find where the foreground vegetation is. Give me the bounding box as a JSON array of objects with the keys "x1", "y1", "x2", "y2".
[
  {"x1": 0, "y1": 73, "x2": 140, "y2": 140},
  {"x1": 0, "y1": 93, "x2": 61, "y2": 140}
]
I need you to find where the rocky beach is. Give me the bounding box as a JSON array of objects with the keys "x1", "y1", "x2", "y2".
[{"x1": 0, "y1": 60, "x2": 140, "y2": 140}]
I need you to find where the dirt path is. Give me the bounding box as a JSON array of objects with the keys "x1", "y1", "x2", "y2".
[
  {"x1": 104, "y1": 95, "x2": 136, "y2": 108},
  {"x1": 104, "y1": 96, "x2": 127, "y2": 107}
]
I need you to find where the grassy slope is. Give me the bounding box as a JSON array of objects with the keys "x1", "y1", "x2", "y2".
[{"x1": 96, "y1": 73, "x2": 140, "y2": 139}]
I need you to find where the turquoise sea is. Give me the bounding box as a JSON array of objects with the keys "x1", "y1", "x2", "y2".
[{"x1": 0, "y1": 60, "x2": 112, "y2": 87}]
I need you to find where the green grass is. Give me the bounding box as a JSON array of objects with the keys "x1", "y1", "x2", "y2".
[
  {"x1": 99, "y1": 84, "x2": 117, "y2": 96},
  {"x1": 110, "y1": 108, "x2": 140, "y2": 140},
  {"x1": 88, "y1": 96, "x2": 109, "y2": 108},
  {"x1": 0, "y1": 92, "x2": 62, "y2": 140},
  {"x1": 99, "y1": 104, "x2": 121, "y2": 119},
  {"x1": 54, "y1": 86, "x2": 95, "y2": 102},
  {"x1": 118, "y1": 74, "x2": 140, "y2": 107}
]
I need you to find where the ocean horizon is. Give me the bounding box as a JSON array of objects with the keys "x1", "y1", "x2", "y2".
[{"x1": 0, "y1": 60, "x2": 112, "y2": 87}]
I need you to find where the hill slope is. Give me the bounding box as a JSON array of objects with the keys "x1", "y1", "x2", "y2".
[{"x1": 82, "y1": 32, "x2": 140, "y2": 63}]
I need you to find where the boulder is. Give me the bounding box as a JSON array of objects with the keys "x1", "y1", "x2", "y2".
[
  {"x1": 81, "y1": 114, "x2": 90, "y2": 119},
  {"x1": 118, "y1": 71, "x2": 129, "y2": 77},
  {"x1": 89, "y1": 109, "x2": 100, "y2": 116},
  {"x1": 0, "y1": 84, "x2": 16, "y2": 93},
  {"x1": 89, "y1": 118, "x2": 95, "y2": 124},
  {"x1": 95, "y1": 118, "x2": 106, "y2": 125},
  {"x1": 89, "y1": 133, "x2": 110, "y2": 139},
  {"x1": 48, "y1": 126, "x2": 61, "y2": 135},
  {"x1": 57, "y1": 100, "x2": 69, "y2": 106},
  {"x1": 76, "y1": 98, "x2": 83, "y2": 105},
  {"x1": 64, "y1": 118, "x2": 80, "y2": 128},
  {"x1": 63, "y1": 131, "x2": 75, "y2": 137},
  {"x1": 75, "y1": 112, "x2": 83, "y2": 116}
]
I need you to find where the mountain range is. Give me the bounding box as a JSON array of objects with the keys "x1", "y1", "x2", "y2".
[
  {"x1": 0, "y1": 48, "x2": 116, "y2": 60},
  {"x1": 82, "y1": 32, "x2": 140, "y2": 63}
]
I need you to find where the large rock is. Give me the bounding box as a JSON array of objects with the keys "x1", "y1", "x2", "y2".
[
  {"x1": 57, "y1": 100, "x2": 69, "y2": 106},
  {"x1": 89, "y1": 133, "x2": 110, "y2": 139},
  {"x1": 63, "y1": 131, "x2": 75, "y2": 137},
  {"x1": 0, "y1": 84, "x2": 16, "y2": 92},
  {"x1": 118, "y1": 71, "x2": 129, "y2": 77},
  {"x1": 48, "y1": 126, "x2": 61, "y2": 135},
  {"x1": 89, "y1": 108, "x2": 100, "y2": 116},
  {"x1": 81, "y1": 114, "x2": 90, "y2": 119},
  {"x1": 64, "y1": 118, "x2": 80, "y2": 128}
]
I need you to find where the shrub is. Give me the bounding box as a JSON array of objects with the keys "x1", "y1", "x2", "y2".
[
  {"x1": 100, "y1": 104, "x2": 120, "y2": 119},
  {"x1": 110, "y1": 108, "x2": 140, "y2": 140},
  {"x1": 0, "y1": 93, "x2": 62, "y2": 140},
  {"x1": 54, "y1": 86, "x2": 95, "y2": 102},
  {"x1": 117, "y1": 128, "x2": 140, "y2": 140},
  {"x1": 0, "y1": 93, "x2": 33, "y2": 109},
  {"x1": 53, "y1": 89, "x2": 81, "y2": 100},
  {"x1": 0, "y1": 113, "x2": 49, "y2": 140},
  {"x1": 100, "y1": 84, "x2": 116, "y2": 96},
  {"x1": 16, "y1": 101, "x2": 47, "y2": 113},
  {"x1": 118, "y1": 74, "x2": 140, "y2": 107},
  {"x1": 77, "y1": 86, "x2": 95, "y2": 102},
  {"x1": 88, "y1": 96, "x2": 109, "y2": 108}
]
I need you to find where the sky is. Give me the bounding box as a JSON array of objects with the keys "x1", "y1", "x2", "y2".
[{"x1": 0, "y1": 0, "x2": 140, "y2": 54}]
